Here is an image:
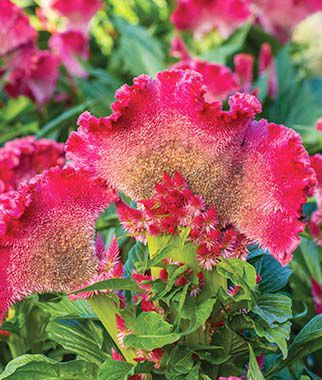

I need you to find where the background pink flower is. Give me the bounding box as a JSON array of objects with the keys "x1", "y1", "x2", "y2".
[
  {"x1": 66, "y1": 69, "x2": 316, "y2": 265},
  {"x1": 0, "y1": 0, "x2": 37, "y2": 57},
  {"x1": 171, "y1": 0, "x2": 251, "y2": 38},
  {"x1": 0, "y1": 166, "x2": 117, "y2": 322},
  {"x1": 0, "y1": 136, "x2": 65, "y2": 194}
]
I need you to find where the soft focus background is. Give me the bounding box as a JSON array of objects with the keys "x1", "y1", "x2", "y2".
[{"x1": 1, "y1": 0, "x2": 322, "y2": 378}]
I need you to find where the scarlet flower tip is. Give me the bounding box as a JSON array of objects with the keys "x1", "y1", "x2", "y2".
[
  {"x1": 67, "y1": 69, "x2": 315, "y2": 264},
  {"x1": 0, "y1": 0, "x2": 37, "y2": 57},
  {"x1": 0, "y1": 166, "x2": 116, "y2": 320},
  {"x1": 0, "y1": 136, "x2": 65, "y2": 194}
]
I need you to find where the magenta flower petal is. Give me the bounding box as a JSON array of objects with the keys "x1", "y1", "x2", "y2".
[
  {"x1": 0, "y1": 136, "x2": 65, "y2": 194},
  {"x1": 48, "y1": 0, "x2": 103, "y2": 32},
  {"x1": 49, "y1": 30, "x2": 89, "y2": 77},
  {"x1": 0, "y1": 0, "x2": 37, "y2": 57},
  {"x1": 171, "y1": 0, "x2": 251, "y2": 38},
  {"x1": 309, "y1": 154, "x2": 322, "y2": 245},
  {"x1": 311, "y1": 277, "x2": 322, "y2": 315},
  {"x1": 0, "y1": 167, "x2": 117, "y2": 322},
  {"x1": 172, "y1": 59, "x2": 239, "y2": 102},
  {"x1": 66, "y1": 69, "x2": 316, "y2": 264},
  {"x1": 4, "y1": 48, "x2": 59, "y2": 105}
]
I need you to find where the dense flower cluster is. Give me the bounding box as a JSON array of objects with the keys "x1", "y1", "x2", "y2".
[
  {"x1": 171, "y1": 0, "x2": 322, "y2": 41},
  {"x1": 118, "y1": 172, "x2": 248, "y2": 270},
  {"x1": 0, "y1": 166, "x2": 117, "y2": 322},
  {"x1": 0, "y1": 136, "x2": 65, "y2": 194},
  {"x1": 67, "y1": 69, "x2": 316, "y2": 265}
]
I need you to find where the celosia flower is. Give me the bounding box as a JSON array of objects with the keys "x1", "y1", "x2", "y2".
[
  {"x1": 234, "y1": 53, "x2": 254, "y2": 93},
  {"x1": 309, "y1": 154, "x2": 322, "y2": 245},
  {"x1": 49, "y1": 30, "x2": 89, "y2": 77},
  {"x1": 0, "y1": 0, "x2": 37, "y2": 57},
  {"x1": 0, "y1": 136, "x2": 65, "y2": 194},
  {"x1": 170, "y1": 37, "x2": 190, "y2": 60},
  {"x1": 66, "y1": 69, "x2": 316, "y2": 265},
  {"x1": 311, "y1": 277, "x2": 322, "y2": 315},
  {"x1": 316, "y1": 117, "x2": 322, "y2": 132},
  {"x1": 258, "y1": 43, "x2": 277, "y2": 98},
  {"x1": 253, "y1": 0, "x2": 322, "y2": 41},
  {"x1": 43, "y1": 0, "x2": 103, "y2": 33},
  {"x1": 118, "y1": 172, "x2": 249, "y2": 270},
  {"x1": 0, "y1": 166, "x2": 117, "y2": 322},
  {"x1": 3, "y1": 47, "x2": 59, "y2": 105},
  {"x1": 172, "y1": 59, "x2": 239, "y2": 102},
  {"x1": 171, "y1": 0, "x2": 251, "y2": 38},
  {"x1": 70, "y1": 235, "x2": 123, "y2": 300}
]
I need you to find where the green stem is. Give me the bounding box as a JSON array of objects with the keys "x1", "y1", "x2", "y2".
[{"x1": 88, "y1": 295, "x2": 137, "y2": 364}]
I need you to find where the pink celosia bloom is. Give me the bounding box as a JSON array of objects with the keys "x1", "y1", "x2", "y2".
[
  {"x1": 311, "y1": 277, "x2": 322, "y2": 314},
  {"x1": 309, "y1": 154, "x2": 322, "y2": 245},
  {"x1": 70, "y1": 235, "x2": 124, "y2": 300},
  {"x1": 253, "y1": 0, "x2": 322, "y2": 41},
  {"x1": 0, "y1": 166, "x2": 117, "y2": 322},
  {"x1": 317, "y1": 117, "x2": 322, "y2": 131},
  {"x1": 66, "y1": 70, "x2": 316, "y2": 265},
  {"x1": 3, "y1": 47, "x2": 59, "y2": 105},
  {"x1": 0, "y1": 0, "x2": 37, "y2": 57},
  {"x1": 234, "y1": 53, "x2": 254, "y2": 93},
  {"x1": 171, "y1": 0, "x2": 251, "y2": 38},
  {"x1": 258, "y1": 43, "x2": 277, "y2": 98},
  {"x1": 49, "y1": 30, "x2": 89, "y2": 77},
  {"x1": 170, "y1": 37, "x2": 190, "y2": 60},
  {"x1": 0, "y1": 136, "x2": 65, "y2": 194},
  {"x1": 172, "y1": 59, "x2": 239, "y2": 102},
  {"x1": 45, "y1": 0, "x2": 103, "y2": 33}
]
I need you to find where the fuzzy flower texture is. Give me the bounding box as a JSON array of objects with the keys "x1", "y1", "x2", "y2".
[{"x1": 0, "y1": 69, "x2": 317, "y2": 324}]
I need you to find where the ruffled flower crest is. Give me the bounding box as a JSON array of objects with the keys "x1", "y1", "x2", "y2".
[
  {"x1": 0, "y1": 136, "x2": 65, "y2": 194},
  {"x1": 67, "y1": 69, "x2": 316, "y2": 265},
  {"x1": 0, "y1": 167, "x2": 117, "y2": 322}
]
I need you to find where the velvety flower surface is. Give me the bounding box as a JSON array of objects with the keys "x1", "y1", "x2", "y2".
[
  {"x1": 49, "y1": 30, "x2": 89, "y2": 77},
  {"x1": 0, "y1": 0, "x2": 37, "y2": 57},
  {"x1": 0, "y1": 136, "x2": 65, "y2": 194},
  {"x1": 0, "y1": 167, "x2": 116, "y2": 322},
  {"x1": 66, "y1": 69, "x2": 316, "y2": 264},
  {"x1": 171, "y1": 0, "x2": 251, "y2": 37},
  {"x1": 172, "y1": 59, "x2": 239, "y2": 101},
  {"x1": 3, "y1": 47, "x2": 59, "y2": 105},
  {"x1": 45, "y1": 0, "x2": 103, "y2": 32}
]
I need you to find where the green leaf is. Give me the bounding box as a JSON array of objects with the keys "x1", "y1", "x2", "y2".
[
  {"x1": 124, "y1": 312, "x2": 180, "y2": 350},
  {"x1": 99, "y1": 358, "x2": 133, "y2": 380},
  {"x1": 253, "y1": 294, "x2": 292, "y2": 326},
  {"x1": 124, "y1": 242, "x2": 148, "y2": 277},
  {"x1": 0, "y1": 355, "x2": 98, "y2": 380},
  {"x1": 38, "y1": 296, "x2": 96, "y2": 320},
  {"x1": 112, "y1": 18, "x2": 165, "y2": 76},
  {"x1": 250, "y1": 254, "x2": 292, "y2": 293},
  {"x1": 46, "y1": 319, "x2": 108, "y2": 366},
  {"x1": 247, "y1": 346, "x2": 265, "y2": 380},
  {"x1": 180, "y1": 298, "x2": 217, "y2": 336},
  {"x1": 70, "y1": 278, "x2": 139, "y2": 295},
  {"x1": 300, "y1": 238, "x2": 322, "y2": 284}
]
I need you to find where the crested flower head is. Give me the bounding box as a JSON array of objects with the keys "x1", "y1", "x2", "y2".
[
  {"x1": 49, "y1": 30, "x2": 89, "y2": 77},
  {"x1": 67, "y1": 69, "x2": 316, "y2": 265},
  {"x1": 0, "y1": 166, "x2": 117, "y2": 322},
  {"x1": 3, "y1": 47, "x2": 59, "y2": 105},
  {"x1": 171, "y1": 0, "x2": 251, "y2": 38},
  {"x1": 0, "y1": 0, "x2": 37, "y2": 57},
  {"x1": 0, "y1": 136, "x2": 65, "y2": 194},
  {"x1": 172, "y1": 59, "x2": 239, "y2": 102}
]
